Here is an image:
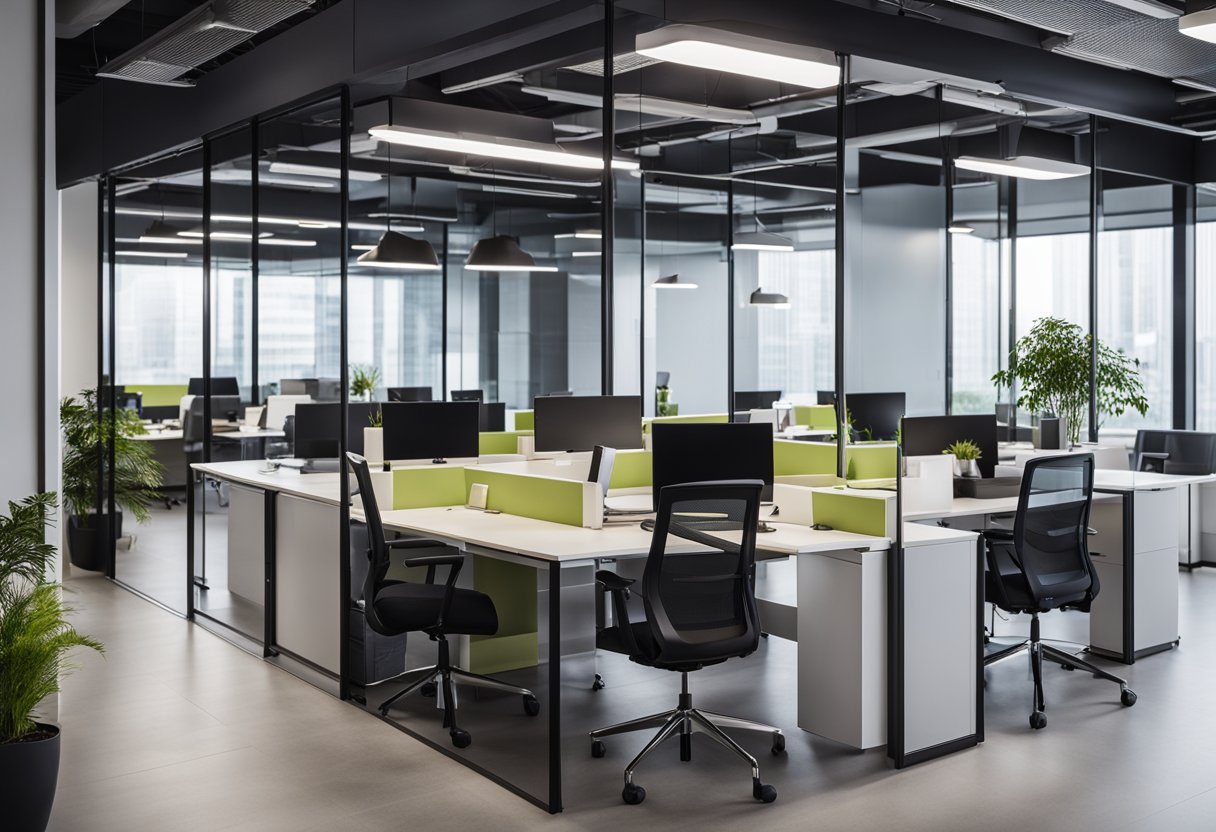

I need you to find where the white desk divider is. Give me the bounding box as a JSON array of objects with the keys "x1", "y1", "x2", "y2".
[{"x1": 902, "y1": 454, "x2": 954, "y2": 514}]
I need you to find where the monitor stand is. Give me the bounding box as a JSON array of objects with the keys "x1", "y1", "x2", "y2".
[{"x1": 432, "y1": 458, "x2": 448, "y2": 465}]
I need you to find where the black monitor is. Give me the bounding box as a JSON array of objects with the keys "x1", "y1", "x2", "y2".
[
  {"x1": 480, "y1": 402, "x2": 506, "y2": 432},
  {"x1": 847, "y1": 392, "x2": 905, "y2": 442},
  {"x1": 189, "y1": 377, "x2": 240, "y2": 397},
  {"x1": 533, "y1": 395, "x2": 643, "y2": 452},
  {"x1": 452, "y1": 389, "x2": 484, "y2": 402},
  {"x1": 142, "y1": 405, "x2": 178, "y2": 423},
  {"x1": 651, "y1": 422, "x2": 774, "y2": 510},
  {"x1": 388, "y1": 386, "x2": 433, "y2": 402},
  {"x1": 547, "y1": 390, "x2": 574, "y2": 397},
  {"x1": 902, "y1": 415, "x2": 999, "y2": 479},
  {"x1": 348, "y1": 403, "x2": 381, "y2": 455},
  {"x1": 816, "y1": 390, "x2": 837, "y2": 405},
  {"x1": 734, "y1": 390, "x2": 782, "y2": 412},
  {"x1": 288, "y1": 402, "x2": 382, "y2": 458},
  {"x1": 382, "y1": 402, "x2": 480, "y2": 463}
]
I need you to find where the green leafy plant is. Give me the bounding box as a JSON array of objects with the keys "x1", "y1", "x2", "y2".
[
  {"x1": 992, "y1": 317, "x2": 1148, "y2": 446},
  {"x1": 0, "y1": 493, "x2": 103, "y2": 743},
  {"x1": 60, "y1": 389, "x2": 162, "y2": 527},
  {"x1": 350, "y1": 365, "x2": 381, "y2": 399},
  {"x1": 944, "y1": 439, "x2": 982, "y2": 461},
  {"x1": 367, "y1": 407, "x2": 383, "y2": 428}
]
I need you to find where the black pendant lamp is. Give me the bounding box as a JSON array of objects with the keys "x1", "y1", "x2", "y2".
[
  {"x1": 357, "y1": 229, "x2": 440, "y2": 270},
  {"x1": 750, "y1": 287, "x2": 791, "y2": 309},
  {"x1": 464, "y1": 235, "x2": 557, "y2": 272}
]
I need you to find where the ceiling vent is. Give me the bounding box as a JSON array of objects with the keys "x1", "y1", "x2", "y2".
[{"x1": 96, "y1": 0, "x2": 314, "y2": 87}]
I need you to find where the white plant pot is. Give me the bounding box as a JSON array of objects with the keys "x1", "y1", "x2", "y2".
[
  {"x1": 953, "y1": 458, "x2": 981, "y2": 478},
  {"x1": 363, "y1": 427, "x2": 384, "y2": 465}
]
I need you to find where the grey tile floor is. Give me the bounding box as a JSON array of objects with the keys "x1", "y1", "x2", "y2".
[{"x1": 45, "y1": 567, "x2": 1216, "y2": 831}]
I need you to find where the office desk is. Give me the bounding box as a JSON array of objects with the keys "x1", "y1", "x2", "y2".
[
  {"x1": 907, "y1": 470, "x2": 1216, "y2": 664},
  {"x1": 133, "y1": 429, "x2": 188, "y2": 489}
]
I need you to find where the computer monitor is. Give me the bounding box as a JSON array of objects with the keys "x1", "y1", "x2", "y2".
[
  {"x1": 280, "y1": 378, "x2": 318, "y2": 397},
  {"x1": 293, "y1": 403, "x2": 341, "y2": 460},
  {"x1": 902, "y1": 415, "x2": 999, "y2": 479},
  {"x1": 142, "y1": 405, "x2": 178, "y2": 423},
  {"x1": 547, "y1": 390, "x2": 574, "y2": 397},
  {"x1": 387, "y1": 386, "x2": 433, "y2": 402},
  {"x1": 816, "y1": 390, "x2": 837, "y2": 405},
  {"x1": 480, "y1": 402, "x2": 506, "y2": 432},
  {"x1": 382, "y1": 402, "x2": 480, "y2": 463},
  {"x1": 189, "y1": 377, "x2": 240, "y2": 396},
  {"x1": 451, "y1": 389, "x2": 484, "y2": 402},
  {"x1": 847, "y1": 392, "x2": 905, "y2": 442},
  {"x1": 651, "y1": 422, "x2": 774, "y2": 510},
  {"x1": 734, "y1": 390, "x2": 782, "y2": 412},
  {"x1": 533, "y1": 395, "x2": 643, "y2": 452},
  {"x1": 183, "y1": 395, "x2": 243, "y2": 440},
  {"x1": 316, "y1": 378, "x2": 343, "y2": 402}
]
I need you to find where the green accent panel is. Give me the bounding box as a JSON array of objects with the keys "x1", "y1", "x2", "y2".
[
  {"x1": 795, "y1": 404, "x2": 837, "y2": 430},
  {"x1": 469, "y1": 554, "x2": 538, "y2": 672},
  {"x1": 609, "y1": 450, "x2": 652, "y2": 488},
  {"x1": 479, "y1": 431, "x2": 524, "y2": 455},
  {"x1": 643, "y1": 413, "x2": 728, "y2": 433},
  {"x1": 811, "y1": 490, "x2": 890, "y2": 537},
  {"x1": 464, "y1": 468, "x2": 584, "y2": 526},
  {"x1": 391, "y1": 467, "x2": 468, "y2": 510},
  {"x1": 129, "y1": 384, "x2": 188, "y2": 408},
  {"x1": 773, "y1": 441, "x2": 837, "y2": 476},
  {"x1": 513, "y1": 410, "x2": 534, "y2": 430},
  {"x1": 846, "y1": 445, "x2": 898, "y2": 481}
]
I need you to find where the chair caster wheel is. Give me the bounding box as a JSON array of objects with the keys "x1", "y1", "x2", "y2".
[
  {"x1": 591, "y1": 674, "x2": 606, "y2": 692},
  {"x1": 352, "y1": 695, "x2": 366, "y2": 705},
  {"x1": 591, "y1": 740, "x2": 606, "y2": 758},
  {"x1": 420, "y1": 682, "x2": 437, "y2": 698},
  {"x1": 1029, "y1": 711, "x2": 1047, "y2": 730},
  {"x1": 753, "y1": 778, "x2": 777, "y2": 803},
  {"x1": 622, "y1": 783, "x2": 646, "y2": 805},
  {"x1": 1121, "y1": 688, "x2": 1137, "y2": 707},
  {"x1": 450, "y1": 729, "x2": 472, "y2": 749},
  {"x1": 523, "y1": 694, "x2": 540, "y2": 716},
  {"x1": 377, "y1": 704, "x2": 390, "y2": 716},
  {"x1": 1061, "y1": 664, "x2": 1075, "y2": 671},
  {"x1": 771, "y1": 733, "x2": 786, "y2": 755}
]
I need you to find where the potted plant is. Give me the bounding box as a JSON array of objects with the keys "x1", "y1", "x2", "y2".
[
  {"x1": 0, "y1": 492, "x2": 103, "y2": 831},
  {"x1": 60, "y1": 389, "x2": 162, "y2": 571},
  {"x1": 364, "y1": 406, "x2": 384, "y2": 466},
  {"x1": 992, "y1": 317, "x2": 1148, "y2": 447},
  {"x1": 944, "y1": 439, "x2": 982, "y2": 478},
  {"x1": 350, "y1": 365, "x2": 381, "y2": 402}
]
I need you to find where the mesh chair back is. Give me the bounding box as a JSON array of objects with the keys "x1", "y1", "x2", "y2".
[
  {"x1": 643, "y1": 480, "x2": 763, "y2": 667},
  {"x1": 1014, "y1": 453, "x2": 1096, "y2": 607},
  {"x1": 346, "y1": 453, "x2": 392, "y2": 632}
]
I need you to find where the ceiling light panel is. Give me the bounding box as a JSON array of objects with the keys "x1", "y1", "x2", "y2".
[{"x1": 635, "y1": 24, "x2": 839, "y2": 89}]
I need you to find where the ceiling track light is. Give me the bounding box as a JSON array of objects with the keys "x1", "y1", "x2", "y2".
[
  {"x1": 750, "y1": 287, "x2": 791, "y2": 308},
  {"x1": 635, "y1": 24, "x2": 839, "y2": 89},
  {"x1": 653, "y1": 274, "x2": 697, "y2": 289}
]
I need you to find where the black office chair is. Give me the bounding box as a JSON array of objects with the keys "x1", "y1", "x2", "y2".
[
  {"x1": 981, "y1": 454, "x2": 1137, "y2": 730},
  {"x1": 590, "y1": 480, "x2": 782, "y2": 806},
  {"x1": 345, "y1": 453, "x2": 539, "y2": 748}
]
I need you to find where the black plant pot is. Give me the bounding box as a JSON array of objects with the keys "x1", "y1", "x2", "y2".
[
  {"x1": 67, "y1": 512, "x2": 123, "y2": 572},
  {"x1": 0, "y1": 723, "x2": 61, "y2": 832}
]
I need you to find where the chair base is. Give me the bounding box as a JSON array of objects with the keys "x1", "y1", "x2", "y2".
[
  {"x1": 589, "y1": 672, "x2": 781, "y2": 805},
  {"x1": 374, "y1": 636, "x2": 539, "y2": 747},
  {"x1": 983, "y1": 614, "x2": 1136, "y2": 730}
]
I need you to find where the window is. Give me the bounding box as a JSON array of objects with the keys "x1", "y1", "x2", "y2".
[
  {"x1": 753, "y1": 249, "x2": 835, "y2": 399},
  {"x1": 951, "y1": 233, "x2": 1001, "y2": 413}
]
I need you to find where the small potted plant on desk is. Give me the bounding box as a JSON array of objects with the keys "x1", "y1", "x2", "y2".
[
  {"x1": 945, "y1": 439, "x2": 983, "y2": 478},
  {"x1": 364, "y1": 407, "x2": 384, "y2": 466},
  {"x1": 0, "y1": 492, "x2": 103, "y2": 831},
  {"x1": 60, "y1": 389, "x2": 162, "y2": 572},
  {"x1": 992, "y1": 316, "x2": 1148, "y2": 447},
  {"x1": 350, "y1": 365, "x2": 381, "y2": 403}
]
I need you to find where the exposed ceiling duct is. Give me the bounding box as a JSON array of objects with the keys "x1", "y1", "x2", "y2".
[
  {"x1": 96, "y1": 0, "x2": 314, "y2": 87},
  {"x1": 56, "y1": 0, "x2": 130, "y2": 39}
]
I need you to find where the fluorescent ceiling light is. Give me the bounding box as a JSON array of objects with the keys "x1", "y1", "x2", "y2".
[
  {"x1": 352, "y1": 244, "x2": 377, "y2": 252},
  {"x1": 948, "y1": 224, "x2": 975, "y2": 234},
  {"x1": 268, "y1": 161, "x2": 382, "y2": 182},
  {"x1": 654, "y1": 274, "x2": 697, "y2": 289},
  {"x1": 732, "y1": 230, "x2": 795, "y2": 252},
  {"x1": 115, "y1": 206, "x2": 200, "y2": 220},
  {"x1": 257, "y1": 237, "x2": 317, "y2": 248},
  {"x1": 116, "y1": 250, "x2": 189, "y2": 258},
  {"x1": 369, "y1": 124, "x2": 639, "y2": 171},
  {"x1": 481, "y1": 184, "x2": 580, "y2": 200},
  {"x1": 555, "y1": 230, "x2": 602, "y2": 240},
  {"x1": 954, "y1": 155, "x2": 1088, "y2": 181},
  {"x1": 1181, "y1": 8, "x2": 1216, "y2": 42},
  {"x1": 179, "y1": 230, "x2": 272, "y2": 240},
  {"x1": 139, "y1": 235, "x2": 202, "y2": 245},
  {"x1": 1099, "y1": 0, "x2": 1180, "y2": 20},
  {"x1": 570, "y1": 251, "x2": 601, "y2": 257},
  {"x1": 635, "y1": 24, "x2": 839, "y2": 89}
]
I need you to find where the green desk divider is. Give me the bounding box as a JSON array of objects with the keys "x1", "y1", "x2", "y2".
[
  {"x1": 470, "y1": 555, "x2": 538, "y2": 674},
  {"x1": 130, "y1": 384, "x2": 188, "y2": 408},
  {"x1": 391, "y1": 467, "x2": 468, "y2": 510},
  {"x1": 795, "y1": 404, "x2": 837, "y2": 431},
  {"x1": 464, "y1": 468, "x2": 587, "y2": 526},
  {"x1": 810, "y1": 489, "x2": 894, "y2": 538},
  {"x1": 774, "y1": 440, "x2": 837, "y2": 476},
  {"x1": 846, "y1": 444, "x2": 898, "y2": 480},
  {"x1": 643, "y1": 413, "x2": 729, "y2": 433},
  {"x1": 513, "y1": 410, "x2": 534, "y2": 431},
  {"x1": 478, "y1": 431, "x2": 531, "y2": 456},
  {"x1": 609, "y1": 449, "x2": 652, "y2": 489}
]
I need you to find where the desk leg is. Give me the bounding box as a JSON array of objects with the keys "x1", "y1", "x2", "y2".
[
  {"x1": 263, "y1": 490, "x2": 278, "y2": 658},
  {"x1": 186, "y1": 470, "x2": 195, "y2": 620},
  {"x1": 547, "y1": 563, "x2": 563, "y2": 814},
  {"x1": 1122, "y1": 492, "x2": 1136, "y2": 665}
]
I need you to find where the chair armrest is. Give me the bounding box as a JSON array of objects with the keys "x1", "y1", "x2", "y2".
[
  {"x1": 979, "y1": 528, "x2": 1015, "y2": 541},
  {"x1": 400, "y1": 552, "x2": 464, "y2": 569},
  {"x1": 596, "y1": 570, "x2": 635, "y2": 592},
  {"x1": 387, "y1": 538, "x2": 451, "y2": 551}
]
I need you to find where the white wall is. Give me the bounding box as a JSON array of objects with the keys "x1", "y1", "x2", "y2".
[
  {"x1": 847, "y1": 183, "x2": 947, "y2": 417},
  {"x1": 60, "y1": 183, "x2": 98, "y2": 401}
]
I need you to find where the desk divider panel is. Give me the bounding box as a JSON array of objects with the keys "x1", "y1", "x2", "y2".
[
  {"x1": 464, "y1": 468, "x2": 596, "y2": 527},
  {"x1": 846, "y1": 445, "x2": 899, "y2": 480},
  {"x1": 774, "y1": 440, "x2": 837, "y2": 476},
  {"x1": 642, "y1": 413, "x2": 729, "y2": 433},
  {"x1": 811, "y1": 489, "x2": 896, "y2": 538},
  {"x1": 795, "y1": 404, "x2": 838, "y2": 430},
  {"x1": 391, "y1": 467, "x2": 468, "y2": 509},
  {"x1": 609, "y1": 449, "x2": 652, "y2": 489},
  {"x1": 512, "y1": 410, "x2": 534, "y2": 430},
  {"x1": 130, "y1": 383, "x2": 189, "y2": 407},
  {"x1": 479, "y1": 430, "x2": 533, "y2": 456}
]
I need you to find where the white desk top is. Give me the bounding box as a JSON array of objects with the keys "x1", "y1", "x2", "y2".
[
  {"x1": 191, "y1": 460, "x2": 343, "y2": 504},
  {"x1": 137, "y1": 427, "x2": 284, "y2": 442}
]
